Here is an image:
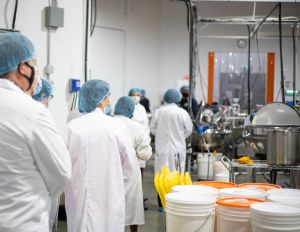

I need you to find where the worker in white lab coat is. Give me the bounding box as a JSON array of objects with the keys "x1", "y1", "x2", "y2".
[
  {"x1": 0, "y1": 32, "x2": 71, "y2": 232},
  {"x1": 150, "y1": 89, "x2": 193, "y2": 173},
  {"x1": 114, "y1": 96, "x2": 152, "y2": 232},
  {"x1": 65, "y1": 80, "x2": 133, "y2": 232},
  {"x1": 128, "y1": 88, "x2": 150, "y2": 173}
]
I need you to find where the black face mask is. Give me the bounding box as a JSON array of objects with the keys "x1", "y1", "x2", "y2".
[{"x1": 18, "y1": 62, "x2": 35, "y2": 91}]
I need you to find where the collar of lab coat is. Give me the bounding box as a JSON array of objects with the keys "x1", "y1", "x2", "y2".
[
  {"x1": 0, "y1": 79, "x2": 24, "y2": 94},
  {"x1": 93, "y1": 107, "x2": 104, "y2": 114}
]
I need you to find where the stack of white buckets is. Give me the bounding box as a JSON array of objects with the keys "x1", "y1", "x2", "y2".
[
  {"x1": 197, "y1": 153, "x2": 230, "y2": 181},
  {"x1": 165, "y1": 184, "x2": 300, "y2": 232}
]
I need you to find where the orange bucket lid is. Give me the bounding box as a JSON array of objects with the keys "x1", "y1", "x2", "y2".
[
  {"x1": 217, "y1": 197, "x2": 264, "y2": 208},
  {"x1": 193, "y1": 181, "x2": 237, "y2": 189},
  {"x1": 238, "y1": 183, "x2": 282, "y2": 191}
]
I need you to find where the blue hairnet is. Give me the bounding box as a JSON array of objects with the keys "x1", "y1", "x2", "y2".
[
  {"x1": 180, "y1": 85, "x2": 189, "y2": 93},
  {"x1": 0, "y1": 32, "x2": 36, "y2": 76},
  {"x1": 128, "y1": 88, "x2": 141, "y2": 96},
  {"x1": 32, "y1": 79, "x2": 53, "y2": 101},
  {"x1": 114, "y1": 96, "x2": 135, "y2": 118},
  {"x1": 164, "y1": 89, "x2": 182, "y2": 104},
  {"x1": 79, "y1": 79, "x2": 110, "y2": 113},
  {"x1": 141, "y1": 89, "x2": 146, "y2": 97}
]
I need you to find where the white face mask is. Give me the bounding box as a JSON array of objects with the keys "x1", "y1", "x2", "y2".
[{"x1": 131, "y1": 96, "x2": 140, "y2": 104}]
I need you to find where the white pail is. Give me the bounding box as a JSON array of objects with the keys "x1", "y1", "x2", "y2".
[
  {"x1": 219, "y1": 188, "x2": 267, "y2": 200},
  {"x1": 267, "y1": 188, "x2": 300, "y2": 197},
  {"x1": 216, "y1": 198, "x2": 263, "y2": 232},
  {"x1": 250, "y1": 202, "x2": 300, "y2": 232},
  {"x1": 267, "y1": 195, "x2": 300, "y2": 207},
  {"x1": 172, "y1": 185, "x2": 219, "y2": 196},
  {"x1": 166, "y1": 192, "x2": 216, "y2": 232},
  {"x1": 197, "y1": 153, "x2": 214, "y2": 180}
]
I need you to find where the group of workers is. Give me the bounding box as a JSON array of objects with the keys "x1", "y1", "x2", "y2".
[{"x1": 0, "y1": 32, "x2": 193, "y2": 232}]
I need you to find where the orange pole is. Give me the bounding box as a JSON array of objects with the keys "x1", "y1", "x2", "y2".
[
  {"x1": 207, "y1": 52, "x2": 215, "y2": 104},
  {"x1": 266, "y1": 53, "x2": 275, "y2": 103}
]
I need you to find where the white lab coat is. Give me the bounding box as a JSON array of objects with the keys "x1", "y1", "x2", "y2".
[
  {"x1": 67, "y1": 107, "x2": 83, "y2": 123},
  {"x1": 65, "y1": 108, "x2": 133, "y2": 232},
  {"x1": 150, "y1": 103, "x2": 193, "y2": 173},
  {"x1": 0, "y1": 79, "x2": 71, "y2": 232},
  {"x1": 114, "y1": 115, "x2": 152, "y2": 226},
  {"x1": 132, "y1": 103, "x2": 150, "y2": 168}
]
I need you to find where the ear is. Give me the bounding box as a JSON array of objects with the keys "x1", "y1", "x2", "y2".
[{"x1": 18, "y1": 63, "x2": 29, "y2": 78}]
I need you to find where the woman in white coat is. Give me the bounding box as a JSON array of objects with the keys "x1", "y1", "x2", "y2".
[
  {"x1": 0, "y1": 32, "x2": 71, "y2": 232},
  {"x1": 65, "y1": 80, "x2": 133, "y2": 232},
  {"x1": 128, "y1": 88, "x2": 150, "y2": 176},
  {"x1": 150, "y1": 89, "x2": 193, "y2": 173},
  {"x1": 114, "y1": 96, "x2": 152, "y2": 232}
]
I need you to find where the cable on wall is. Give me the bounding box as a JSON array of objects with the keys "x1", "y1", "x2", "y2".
[{"x1": 12, "y1": 0, "x2": 19, "y2": 30}]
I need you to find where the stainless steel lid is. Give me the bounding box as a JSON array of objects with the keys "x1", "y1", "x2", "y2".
[{"x1": 252, "y1": 103, "x2": 300, "y2": 126}]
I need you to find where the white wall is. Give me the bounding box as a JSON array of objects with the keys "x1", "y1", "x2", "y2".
[
  {"x1": 0, "y1": 0, "x2": 85, "y2": 132},
  {"x1": 91, "y1": 0, "x2": 160, "y2": 109}
]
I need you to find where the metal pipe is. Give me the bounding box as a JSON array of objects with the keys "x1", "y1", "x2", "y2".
[
  {"x1": 247, "y1": 25, "x2": 251, "y2": 114},
  {"x1": 197, "y1": 19, "x2": 298, "y2": 25},
  {"x1": 279, "y1": 3, "x2": 286, "y2": 103},
  {"x1": 250, "y1": 3, "x2": 280, "y2": 38}
]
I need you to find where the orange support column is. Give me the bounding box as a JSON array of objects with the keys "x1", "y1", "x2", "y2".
[
  {"x1": 266, "y1": 53, "x2": 275, "y2": 103},
  {"x1": 208, "y1": 52, "x2": 215, "y2": 104}
]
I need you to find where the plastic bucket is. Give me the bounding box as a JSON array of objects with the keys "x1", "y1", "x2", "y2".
[
  {"x1": 166, "y1": 192, "x2": 216, "y2": 232},
  {"x1": 194, "y1": 181, "x2": 237, "y2": 189},
  {"x1": 216, "y1": 198, "x2": 264, "y2": 232},
  {"x1": 219, "y1": 188, "x2": 267, "y2": 200},
  {"x1": 238, "y1": 183, "x2": 282, "y2": 191},
  {"x1": 267, "y1": 188, "x2": 300, "y2": 197},
  {"x1": 172, "y1": 185, "x2": 219, "y2": 196},
  {"x1": 267, "y1": 195, "x2": 300, "y2": 207},
  {"x1": 214, "y1": 173, "x2": 230, "y2": 182},
  {"x1": 250, "y1": 202, "x2": 300, "y2": 232},
  {"x1": 197, "y1": 153, "x2": 214, "y2": 180}
]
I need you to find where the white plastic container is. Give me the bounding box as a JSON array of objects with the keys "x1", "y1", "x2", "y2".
[
  {"x1": 216, "y1": 198, "x2": 263, "y2": 232},
  {"x1": 219, "y1": 188, "x2": 267, "y2": 200},
  {"x1": 166, "y1": 192, "x2": 216, "y2": 232},
  {"x1": 267, "y1": 188, "x2": 300, "y2": 197},
  {"x1": 171, "y1": 185, "x2": 219, "y2": 196},
  {"x1": 250, "y1": 202, "x2": 300, "y2": 232},
  {"x1": 214, "y1": 173, "x2": 230, "y2": 182},
  {"x1": 267, "y1": 195, "x2": 300, "y2": 207},
  {"x1": 197, "y1": 153, "x2": 214, "y2": 180}
]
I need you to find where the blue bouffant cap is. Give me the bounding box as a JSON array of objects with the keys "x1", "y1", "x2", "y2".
[
  {"x1": 79, "y1": 79, "x2": 110, "y2": 113},
  {"x1": 0, "y1": 32, "x2": 36, "y2": 76},
  {"x1": 32, "y1": 79, "x2": 53, "y2": 101},
  {"x1": 114, "y1": 96, "x2": 135, "y2": 118},
  {"x1": 163, "y1": 89, "x2": 182, "y2": 104},
  {"x1": 128, "y1": 88, "x2": 141, "y2": 96}
]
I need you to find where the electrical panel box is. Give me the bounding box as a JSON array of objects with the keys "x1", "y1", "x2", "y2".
[
  {"x1": 45, "y1": 6, "x2": 64, "y2": 28},
  {"x1": 69, "y1": 79, "x2": 81, "y2": 92}
]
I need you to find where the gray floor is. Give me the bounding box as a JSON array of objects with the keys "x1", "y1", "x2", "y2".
[{"x1": 56, "y1": 158, "x2": 166, "y2": 232}]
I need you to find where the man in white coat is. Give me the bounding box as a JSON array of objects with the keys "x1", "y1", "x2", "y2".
[
  {"x1": 150, "y1": 89, "x2": 193, "y2": 173},
  {"x1": 65, "y1": 80, "x2": 133, "y2": 232},
  {"x1": 114, "y1": 96, "x2": 152, "y2": 232},
  {"x1": 0, "y1": 32, "x2": 72, "y2": 232}
]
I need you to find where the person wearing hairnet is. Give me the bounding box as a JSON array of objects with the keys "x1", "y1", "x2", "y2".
[
  {"x1": 32, "y1": 78, "x2": 53, "y2": 107},
  {"x1": 128, "y1": 88, "x2": 150, "y2": 172},
  {"x1": 140, "y1": 89, "x2": 151, "y2": 113},
  {"x1": 114, "y1": 96, "x2": 152, "y2": 232},
  {"x1": 150, "y1": 89, "x2": 193, "y2": 173},
  {"x1": 179, "y1": 85, "x2": 199, "y2": 118},
  {"x1": 65, "y1": 80, "x2": 133, "y2": 232},
  {"x1": 0, "y1": 32, "x2": 71, "y2": 232}
]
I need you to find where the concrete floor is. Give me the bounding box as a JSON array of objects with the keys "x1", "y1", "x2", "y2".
[{"x1": 56, "y1": 158, "x2": 166, "y2": 232}]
